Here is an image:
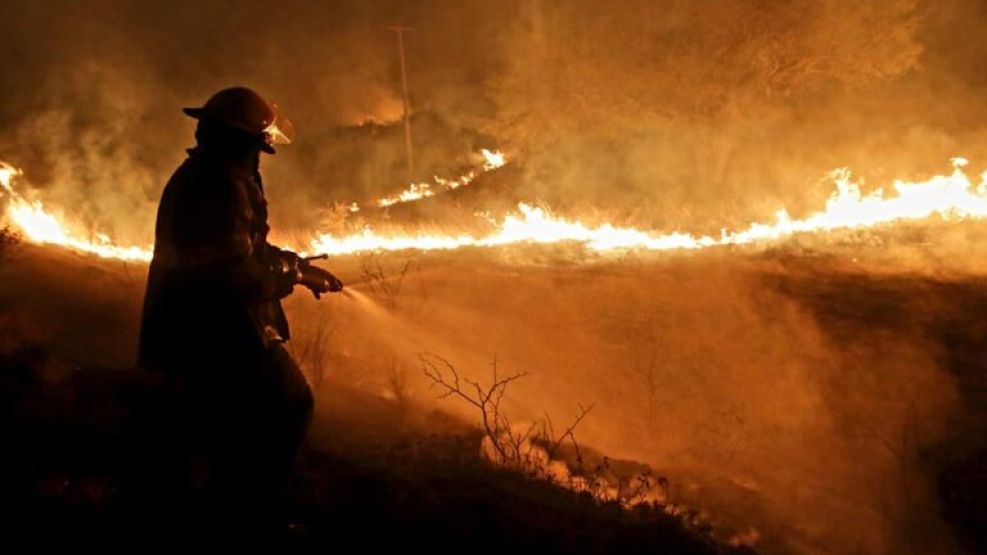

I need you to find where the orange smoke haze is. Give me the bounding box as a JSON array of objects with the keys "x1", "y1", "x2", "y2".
[{"x1": 3, "y1": 2, "x2": 987, "y2": 554}]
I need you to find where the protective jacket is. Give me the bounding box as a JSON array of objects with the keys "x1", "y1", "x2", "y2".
[{"x1": 138, "y1": 146, "x2": 292, "y2": 379}]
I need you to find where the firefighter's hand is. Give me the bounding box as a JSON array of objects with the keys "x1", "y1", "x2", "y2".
[
  {"x1": 321, "y1": 269, "x2": 344, "y2": 293},
  {"x1": 270, "y1": 249, "x2": 303, "y2": 298},
  {"x1": 299, "y1": 263, "x2": 343, "y2": 299}
]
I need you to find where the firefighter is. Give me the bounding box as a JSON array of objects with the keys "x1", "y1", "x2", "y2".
[{"x1": 137, "y1": 86, "x2": 340, "y2": 525}]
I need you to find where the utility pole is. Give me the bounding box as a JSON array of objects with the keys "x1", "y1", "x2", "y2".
[{"x1": 388, "y1": 25, "x2": 415, "y2": 182}]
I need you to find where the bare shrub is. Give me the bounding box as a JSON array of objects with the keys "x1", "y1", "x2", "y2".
[
  {"x1": 360, "y1": 254, "x2": 412, "y2": 311},
  {"x1": 318, "y1": 201, "x2": 361, "y2": 236},
  {"x1": 420, "y1": 352, "x2": 669, "y2": 508},
  {"x1": 421, "y1": 352, "x2": 532, "y2": 464}
]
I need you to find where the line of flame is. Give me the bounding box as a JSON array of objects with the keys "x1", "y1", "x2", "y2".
[
  {"x1": 2, "y1": 157, "x2": 986, "y2": 263},
  {"x1": 311, "y1": 158, "x2": 987, "y2": 255},
  {"x1": 1, "y1": 162, "x2": 154, "y2": 261},
  {"x1": 372, "y1": 148, "x2": 507, "y2": 209}
]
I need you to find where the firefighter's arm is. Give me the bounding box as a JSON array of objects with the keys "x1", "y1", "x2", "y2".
[{"x1": 187, "y1": 173, "x2": 288, "y2": 301}]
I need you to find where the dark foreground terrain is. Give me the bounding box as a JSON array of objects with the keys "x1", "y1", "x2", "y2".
[
  {"x1": 0, "y1": 348, "x2": 741, "y2": 554},
  {"x1": 0, "y1": 245, "x2": 752, "y2": 554},
  {"x1": 1, "y1": 240, "x2": 986, "y2": 554}
]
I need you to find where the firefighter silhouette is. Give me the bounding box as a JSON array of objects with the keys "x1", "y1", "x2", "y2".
[{"x1": 138, "y1": 87, "x2": 341, "y2": 523}]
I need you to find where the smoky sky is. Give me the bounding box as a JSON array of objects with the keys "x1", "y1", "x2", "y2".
[
  {"x1": 0, "y1": 0, "x2": 513, "y2": 239},
  {"x1": 0, "y1": 1, "x2": 507, "y2": 127},
  {"x1": 2, "y1": 0, "x2": 987, "y2": 242},
  {"x1": 3, "y1": 4, "x2": 986, "y2": 552}
]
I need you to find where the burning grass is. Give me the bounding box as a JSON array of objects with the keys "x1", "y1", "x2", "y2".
[{"x1": 8, "y1": 156, "x2": 987, "y2": 264}]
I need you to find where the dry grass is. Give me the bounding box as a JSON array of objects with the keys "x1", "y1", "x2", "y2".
[
  {"x1": 421, "y1": 352, "x2": 688, "y2": 515},
  {"x1": 0, "y1": 225, "x2": 20, "y2": 260}
]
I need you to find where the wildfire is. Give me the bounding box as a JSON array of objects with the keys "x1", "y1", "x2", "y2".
[
  {"x1": 0, "y1": 161, "x2": 153, "y2": 261},
  {"x1": 3, "y1": 156, "x2": 987, "y2": 263},
  {"x1": 0, "y1": 162, "x2": 19, "y2": 193},
  {"x1": 374, "y1": 148, "x2": 507, "y2": 209},
  {"x1": 311, "y1": 158, "x2": 987, "y2": 255}
]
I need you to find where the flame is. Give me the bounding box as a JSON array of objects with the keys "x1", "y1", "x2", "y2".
[
  {"x1": 480, "y1": 148, "x2": 506, "y2": 170},
  {"x1": 374, "y1": 149, "x2": 508, "y2": 208},
  {"x1": 378, "y1": 182, "x2": 436, "y2": 207},
  {"x1": 310, "y1": 157, "x2": 987, "y2": 255},
  {"x1": 0, "y1": 162, "x2": 20, "y2": 193},
  {"x1": 0, "y1": 161, "x2": 153, "y2": 261},
  {"x1": 3, "y1": 156, "x2": 987, "y2": 263}
]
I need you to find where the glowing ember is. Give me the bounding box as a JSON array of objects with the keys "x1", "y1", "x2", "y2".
[{"x1": 3, "y1": 156, "x2": 987, "y2": 262}]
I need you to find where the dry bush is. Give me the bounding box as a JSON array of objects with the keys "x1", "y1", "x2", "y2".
[
  {"x1": 360, "y1": 254, "x2": 412, "y2": 311},
  {"x1": 421, "y1": 352, "x2": 532, "y2": 464},
  {"x1": 358, "y1": 253, "x2": 418, "y2": 400},
  {"x1": 420, "y1": 352, "x2": 672, "y2": 509},
  {"x1": 318, "y1": 201, "x2": 363, "y2": 237}
]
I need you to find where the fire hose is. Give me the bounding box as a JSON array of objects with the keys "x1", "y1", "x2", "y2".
[
  {"x1": 272, "y1": 249, "x2": 344, "y2": 299},
  {"x1": 296, "y1": 253, "x2": 344, "y2": 299}
]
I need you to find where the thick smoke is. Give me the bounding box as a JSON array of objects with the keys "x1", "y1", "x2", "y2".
[
  {"x1": 0, "y1": 0, "x2": 511, "y2": 238},
  {"x1": 5, "y1": 1, "x2": 987, "y2": 241},
  {"x1": 279, "y1": 249, "x2": 967, "y2": 555},
  {"x1": 488, "y1": 0, "x2": 987, "y2": 232},
  {"x1": 2, "y1": 2, "x2": 986, "y2": 554},
  {"x1": 0, "y1": 0, "x2": 987, "y2": 243}
]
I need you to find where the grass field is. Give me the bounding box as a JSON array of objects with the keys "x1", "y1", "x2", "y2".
[{"x1": 1, "y1": 233, "x2": 984, "y2": 553}]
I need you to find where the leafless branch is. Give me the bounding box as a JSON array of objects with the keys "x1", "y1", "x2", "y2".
[
  {"x1": 545, "y1": 403, "x2": 595, "y2": 461},
  {"x1": 361, "y1": 255, "x2": 413, "y2": 310},
  {"x1": 421, "y1": 352, "x2": 530, "y2": 464},
  {"x1": 420, "y1": 351, "x2": 620, "y2": 504}
]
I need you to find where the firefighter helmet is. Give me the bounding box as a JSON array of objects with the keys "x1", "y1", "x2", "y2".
[{"x1": 183, "y1": 87, "x2": 293, "y2": 154}]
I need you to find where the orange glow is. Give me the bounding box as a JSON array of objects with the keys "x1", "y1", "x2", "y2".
[
  {"x1": 374, "y1": 148, "x2": 508, "y2": 208},
  {"x1": 0, "y1": 161, "x2": 153, "y2": 261},
  {"x1": 3, "y1": 157, "x2": 987, "y2": 261},
  {"x1": 311, "y1": 158, "x2": 987, "y2": 255}
]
